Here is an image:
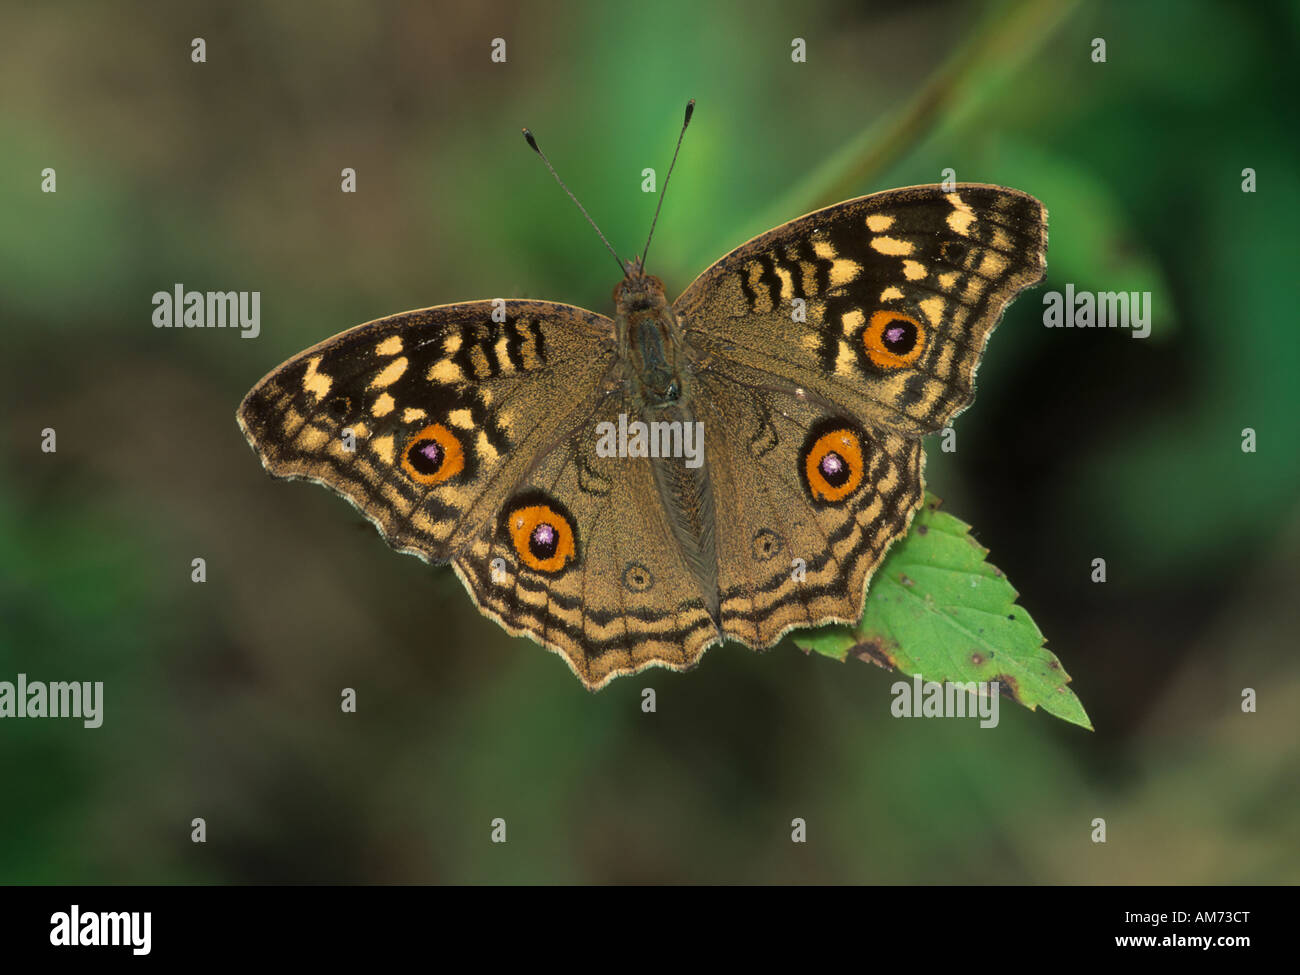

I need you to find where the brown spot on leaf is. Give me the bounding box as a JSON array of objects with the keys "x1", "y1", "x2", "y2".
[
  {"x1": 1047, "y1": 659, "x2": 1061, "y2": 671},
  {"x1": 917, "y1": 524, "x2": 929, "y2": 535},
  {"x1": 900, "y1": 574, "x2": 914, "y2": 587},
  {"x1": 850, "y1": 638, "x2": 897, "y2": 671},
  {"x1": 970, "y1": 652, "x2": 985, "y2": 666},
  {"x1": 993, "y1": 674, "x2": 1021, "y2": 702}
]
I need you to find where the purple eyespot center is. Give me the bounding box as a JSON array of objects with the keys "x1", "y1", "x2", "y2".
[
  {"x1": 530, "y1": 522, "x2": 558, "y2": 558},
  {"x1": 407, "y1": 436, "x2": 446, "y2": 476},
  {"x1": 880, "y1": 319, "x2": 918, "y2": 354},
  {"x1": 819, "y1": 450, "x2": 852, "y2": 487}
]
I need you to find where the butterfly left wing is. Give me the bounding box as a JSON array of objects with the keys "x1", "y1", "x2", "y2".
[
  {"x1": 237, "y1": 300, "x2": 616, "y2": 565},
  {"x1": 674, "y1": 183, "x2": 1047, "y2": 436}
]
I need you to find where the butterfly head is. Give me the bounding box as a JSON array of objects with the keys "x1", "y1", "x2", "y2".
[{"x1": 613, "y1": 260, "x2": 667, "y2": 312}]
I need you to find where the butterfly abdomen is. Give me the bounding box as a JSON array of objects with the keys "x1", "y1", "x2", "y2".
[{"x1": 645, "y1": 403, "x2": 722, "y2": 628}]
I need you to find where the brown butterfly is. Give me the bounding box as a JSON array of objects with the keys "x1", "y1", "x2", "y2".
[{"x1": 239, "y1": 101, "x2": 1047, "y2": 689}]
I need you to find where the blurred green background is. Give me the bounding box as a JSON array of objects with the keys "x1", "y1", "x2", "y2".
[{"x1": 2, "y1": 0, "x2": 1297, "y2": 883}]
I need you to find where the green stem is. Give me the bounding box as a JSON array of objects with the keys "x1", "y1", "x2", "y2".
[{"x1": 737, "y1": 0, "x2": 1079, "y2": 246}]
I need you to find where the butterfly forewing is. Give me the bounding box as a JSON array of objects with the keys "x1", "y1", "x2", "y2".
[
  {"x1": 238, "y1": 300, "x2": 615, "y2": 564},
  {"x1": 674, "y1": 183, "x2": 1047, "y2": 435}
]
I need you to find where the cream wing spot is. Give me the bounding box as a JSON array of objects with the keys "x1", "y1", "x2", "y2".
[
  {"x1": 946, "y1": 192, "x2": 977, "y2": 236},
  {"x1": 476, "y1": 430, "x2": 500, "y2": 465},
  {"x1": 298, "y1": 425, "x2": 329, "y2": 451},
  {"x1": 979, "y1": 251, "x2": 1009, "y2": 277},
  {"x1": 282, "y1": 408, "x2": 305, "y2": 437},
  {"x1": 866, "y1": 214, "x2": 894, "y2": 232},
  {"x1": 494, "y1": 332, "x2": 515, "y2": 371},
  {"x1": 840, "y1": 307, "x2": 865, "y2": 338},
  {"x1": 448, "y1": 408, "x2": 474, "y2": 429},
  {"x1": 773, "y1": 263, "x2": 794, "y2": 301},
  {"x1": 834, "y1": 339, "x2": 857, "y2": 377},
  {"x1": 402, "y1": 407, "x2": 427, "y2": 423},
  {"x1": 303, "y1": 356, "x2": 332, "y2": 401},
  {"x1": 902, "y1": 260, "x2": 927, "y2": 281},
  {"x1": 871, "y1": 236, "x2": 914, "y2": 256},
  {"x1": 375, "y1": 336, "x2": 403, "y2": 356},
  {"x1": 369, "y1": 356, "x2": 408, "y2": 390},
  {"x1": 372, "y1": 392, "x2": 395, "y2": 417},
  {"x1": 428, "y1": 360, "x2": 464, "y2": 383},
  {"x1": 829, "y1": 259, "x2": 861, "y2": 287},
  {"x1": 935, "y1": 344, "x2": 956, "y2": 377},
  {"x1": 371, "y1": 434, "x2": 395, "y2": 464},
  {"x1": 880, "y1": 286, "x2": 904, "y2": 302},
  {"x1": 919, "y1": 296, "x2": 945, "y2": 327}
]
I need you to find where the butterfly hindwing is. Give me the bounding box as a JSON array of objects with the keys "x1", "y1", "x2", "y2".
[
  {"x1": 450, "y1": 392, "x2": 722, "y2": 689},
  {"x1": 690, "y1": 374, "x2": 925, "y2": 649},
  {"x1": 674, "y1": 183, "x2": 1047, "y2": 435}
]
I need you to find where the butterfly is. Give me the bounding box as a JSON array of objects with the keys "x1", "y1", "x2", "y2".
[{"x1": 238, "y1": 101, "x2": 1047, "y2": 690}]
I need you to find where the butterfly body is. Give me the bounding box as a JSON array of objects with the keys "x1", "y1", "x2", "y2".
[
  {"x1": 611, "y1": 264, "x2": 723, "y2": 627},
  {"x1": 240, "y1": 181, "x2": 1047, "y2": 689}
]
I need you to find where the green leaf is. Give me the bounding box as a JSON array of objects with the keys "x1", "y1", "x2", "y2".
[{"x1": 793, "y1": 495, "x2": 1091, "y2": 730}]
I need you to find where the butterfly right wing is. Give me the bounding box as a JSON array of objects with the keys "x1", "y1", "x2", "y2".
[{"x1": 674, "y1": 183, "x2": 1047, "y2": 436}]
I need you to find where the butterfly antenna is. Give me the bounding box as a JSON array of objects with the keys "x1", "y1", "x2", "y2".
[
  {"x1": 640, "y1": 98, "x2": 695, "y2": 272},
  {"x1": 522, "y1": 127, "x2": 626, "y2": 277}
]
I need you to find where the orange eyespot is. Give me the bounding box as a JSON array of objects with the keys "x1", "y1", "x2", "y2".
[
  {"x1": 863, "y1": 311, "x2": 926, "y2": 369},
  {"x1": 401, "y1": 423, "x2": 464, "y2": 485},
  {"x1": 803, "y1": 427, "x2": 865, "y2": 504},
  {"x1": 505, "y1": 501, "x2": 577, "y2": 574}
]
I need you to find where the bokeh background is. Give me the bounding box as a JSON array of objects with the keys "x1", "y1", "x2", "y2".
[{"x1": 2, "y1": 0, "x2": 1297, "y2": 883}]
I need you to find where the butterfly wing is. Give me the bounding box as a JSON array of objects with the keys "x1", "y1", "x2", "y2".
[
  {"x1": 238, "y1": 300, "x2": 616, "y2": 565},
  {"x1": 673, "y1": 183, "x2": 1046, "y2": 645},
  {"x1": 674, "y1": 183, "x2": 1047, "y2": 435},
  {"x1": 690, "y1": 374, "x2": 925, "y2": 649},
  {"x1": 450, "y1": 392, "x2": 724, "y2": 690}
]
